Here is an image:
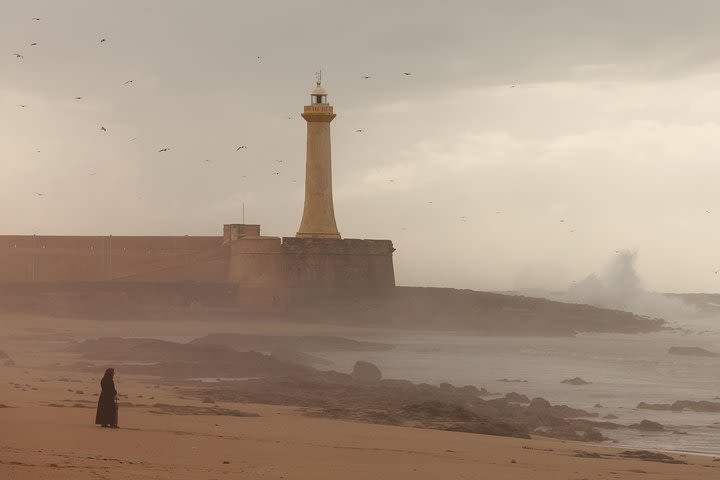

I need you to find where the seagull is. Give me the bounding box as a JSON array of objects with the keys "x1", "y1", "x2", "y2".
[
  {"x1": 403, "y1": 72, "x2": 412, "y2": 76},
  {"x1": 100, "y1": 38, "x2": 106, "y2": 43},
  {"x1": 559, "y1": 219, "x2": 565, "y2": 223},
  {"x1": 89, "y1": 172, "x2": 97, "y2": 176},
  {"x1": 123, "y1": 79, "x2": 134, "y2": 85},
  {"x1": 158, "y1": 148, "x2": 169, "y2": 152},
  {"x1": 272, "y1": 172, "x2": 280, "y2": 175},
  {"x1": 32, "y1": 17, "x2": 41, "y2": 21},
  {"x1": 100, "y1": 126, "x2": 107, "y2": 132},
  {"x1": 13, "y1": 53, "x2": 23, "y2": 59},
  {"x1": 256, "y1": 56, "x2": 262, "y2": 61},
  {"x1": 75, "y1": 96, "x2": 82, "y2": 100},
  {"x1": 714, "y1": 269, "x2": 720, "y2": 275},
  {"x1": 129, "y1": 137, "x2": 137, "y2": 142},
  {"x1": 355, "y1": 129, "x2": 364, "y2": 133},
  {"x1": 236, "y1": 145, "x2": 247, "y2": 151},
  {"x1": 510, "y1": 85, "x2": 516, "y2": 88},
  {"x1": 361, "y1": 75, "x2": 371, "y2": 79},
  {"x1": 30, "y1": 42, "x2": 37, "y2": 46},
  {"x1": 18, "y1": 104, "x2": 27, "y2": 108},
  {"x1": 204, "y1": 159, "x2": 211, "y2": 163},
  {"x1": 35, "y1": 192, "x2": 44, "y2": 197}
]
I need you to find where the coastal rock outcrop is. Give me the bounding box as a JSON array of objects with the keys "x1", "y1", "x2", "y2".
[
  {"x1": 668, "y1": 346, "x2": 719, "y2": 357},
  {"x1": 352, "y1": 361, "x2": 382, "y2": 383},
  {"x1": 637, "y1": 400, "x2": 720, "y2": 412},
  {"x1": 561, "y1": 377, "x2": 591, "y2": 386},
  {"x1": 629, "y1": 419, "x2": 664, "y2": 431},
  {"x1": 505, "y1": 392, "x2": 530, "y2": 403}
]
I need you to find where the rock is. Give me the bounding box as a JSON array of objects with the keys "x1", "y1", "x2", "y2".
[
  {"x1": 496, "y1": 378, "x2": 527, "y2": 383},
  {"x1": 594, "y1": 403, "x2": 603, "y2": 408},
  {"x1": 629, "y1": 419, "x2": 664, "y2": 432},
  {"x1": 671, "y1": 400, "x2": 720, "y2": 412},
  {"x1": 439, "y1": 382, "x2": 453, "y2": 390},
  {"x1": 223, "y1": 460, "x2": 230, "y2": 465},
  {"x1": 561, "y1": 377, "x2": 591, "y2": 385},
  {"x1": 602, "y1": 414, "x2": 619, "y2": 420},
  {"x1": 619, "y1": 450, "x2": 686, "y2": 464},
  {"x1": 528, "y1": 397, "x2": 551, "y2": 412},
  {"x1": 668, "y1": 346, "x2": 719, "y2": 357},
  {"x1": 637, "y1": 400, "x2": 720, "y2": 412},
  {"x1": 575, "y1": 450, "x2": 602, "y2": 458},
  {"x1": 505, "y1": 392, "x2": 530, "y2": 403},
  {"x1": 0, "y1": 351, "x2": 9, "y2": 359},
  {"x1": 3, "y1": 360, "x2": 15, "y2": 367},
  {"x1": 636, "y1": 401, "x2": 672, "y2": 410},
  {"x1": 582, "y1": 429, "x2": 606, "y2": 442},
  {"x1": 351, "y1": 361, "x2": 382, "y2": 383},
  {"x1": 510, "y1": 459, "x2": 517, "y2": 464},
  {"x1": 75, "y1": 390, "x2": 84, "y2": 395}
]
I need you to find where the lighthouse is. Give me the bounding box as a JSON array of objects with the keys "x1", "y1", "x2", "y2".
[{"x1": 296, "y1": 78, "x2": 341, "y2": 239}]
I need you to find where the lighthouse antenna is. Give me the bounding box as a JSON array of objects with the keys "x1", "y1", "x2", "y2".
[{"x1": 316, "y1": 69, "x2": 322, "y2": 85}]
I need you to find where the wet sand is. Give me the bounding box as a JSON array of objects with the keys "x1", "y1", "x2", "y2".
[{"x1": 1, "y1": 314, "x2": 718, "y2": 479}]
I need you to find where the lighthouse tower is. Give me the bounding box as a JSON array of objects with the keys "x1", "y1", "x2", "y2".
[{"x1": 296, "y1": 78, "x2": 341, "y2": 239}]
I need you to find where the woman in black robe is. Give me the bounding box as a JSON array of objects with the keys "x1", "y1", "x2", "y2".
[{"x1": 95, "y1": 368, "x2": 118, "y2": 428}]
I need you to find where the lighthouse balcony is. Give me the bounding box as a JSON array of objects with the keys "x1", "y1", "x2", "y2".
[{"x1": 303, "y1": 105, "x2": 334, "y2": 114}]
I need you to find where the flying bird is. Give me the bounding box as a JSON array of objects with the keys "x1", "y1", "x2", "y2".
[
  {"x1": 355, "y1": 129, "x2": 364, "y2": 133},
  {"x1": 402, "y1": 72, "x2": 412, "y2": 76},
  {"x1": 75, "y1": 96, "x2": 82, "y2": 100},
  {"x1": 129, "y1": 137, "x2": 137, "y2": 142},
  {"x1": 236, "y1": 145, "x2": 247, "y2": 151},
  {"x1": 256, "y1": 56, "x2": 262, "y2": 61},
  {"x1": 13, "y1": 53, "x2": 23, "y2": 59},
  {"x1": 100, "y1": 38, "x2": 106, "y2": 43},
  {"x1": 32, "y1": 17, "x2": 41, "y2": 21},
  {"x1": 272, "y1": 172, "x2": 280, "y2": 175},
  {"x1": 158, "y1": 148, "x2": 169, "y2": 152},
  {"x1": 361, "y1": 75, "x2": 371, "y2": 79},
  {"x1": 123, "y1": 79, "x2": 134, "y2": 85},
  {"x1": 30, "y1": 42, "x2": 37, "y2": 46},
  {"x1": 100, "y1": 126, "x2": 107, "y2": 132},
  {"x1": 35, "y1": 192, "x2": 44, "y2": 197},
  {"x1": 18, "y1": 104, "x2": 27, "y2": 108}
]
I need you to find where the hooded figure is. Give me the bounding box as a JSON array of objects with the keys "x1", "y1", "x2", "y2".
[{"x1": 95, "y1": 368, "x2": 118, "y2": 428}]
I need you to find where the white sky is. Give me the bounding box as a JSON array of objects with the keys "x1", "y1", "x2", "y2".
[{"x1": 3, "y1": 1, "x2": 720, "y2": 293}]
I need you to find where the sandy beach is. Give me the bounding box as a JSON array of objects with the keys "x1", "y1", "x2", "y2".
[{"x1": 1, "y1": 314, "x2": 718, "y2": 479}]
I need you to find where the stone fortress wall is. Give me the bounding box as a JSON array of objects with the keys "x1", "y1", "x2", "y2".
[{"x1": 0, "y1": 225, "x2": 395, "y2": 311}]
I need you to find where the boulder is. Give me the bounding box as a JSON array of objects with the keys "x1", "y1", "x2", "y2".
[
  {"x1": 351, "y1": 361, "x2": 382, "y2": 383},
  {"x1": 0, "y1": 351, "x2": 9, "y2": 359},
  {"x1": 527, "y1": 397, "x2": 551, "y2": 413},
  {"x1": 629, "y1": 419, "x2": 664, "y2": 431},
  {"x1": 505, "y1": 392, "x2": 531, "y2": 404}
]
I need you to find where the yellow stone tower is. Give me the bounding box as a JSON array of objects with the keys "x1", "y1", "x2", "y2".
[{"x1": 296, "y1": 78, "x2": 341, "y2": 239}]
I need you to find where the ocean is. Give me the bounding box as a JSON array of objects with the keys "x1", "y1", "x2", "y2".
[{"x1": 322, "y1": 320, "x2": 720, "y2": 455}]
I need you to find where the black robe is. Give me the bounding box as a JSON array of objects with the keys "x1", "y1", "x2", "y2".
[{"x1": 95, "y1": 374, "x2": 118, "y2": 426}]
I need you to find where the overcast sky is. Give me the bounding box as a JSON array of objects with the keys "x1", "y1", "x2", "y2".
[{"x1": 3, "y1": 1, "x2": 720, "y2": 293}]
